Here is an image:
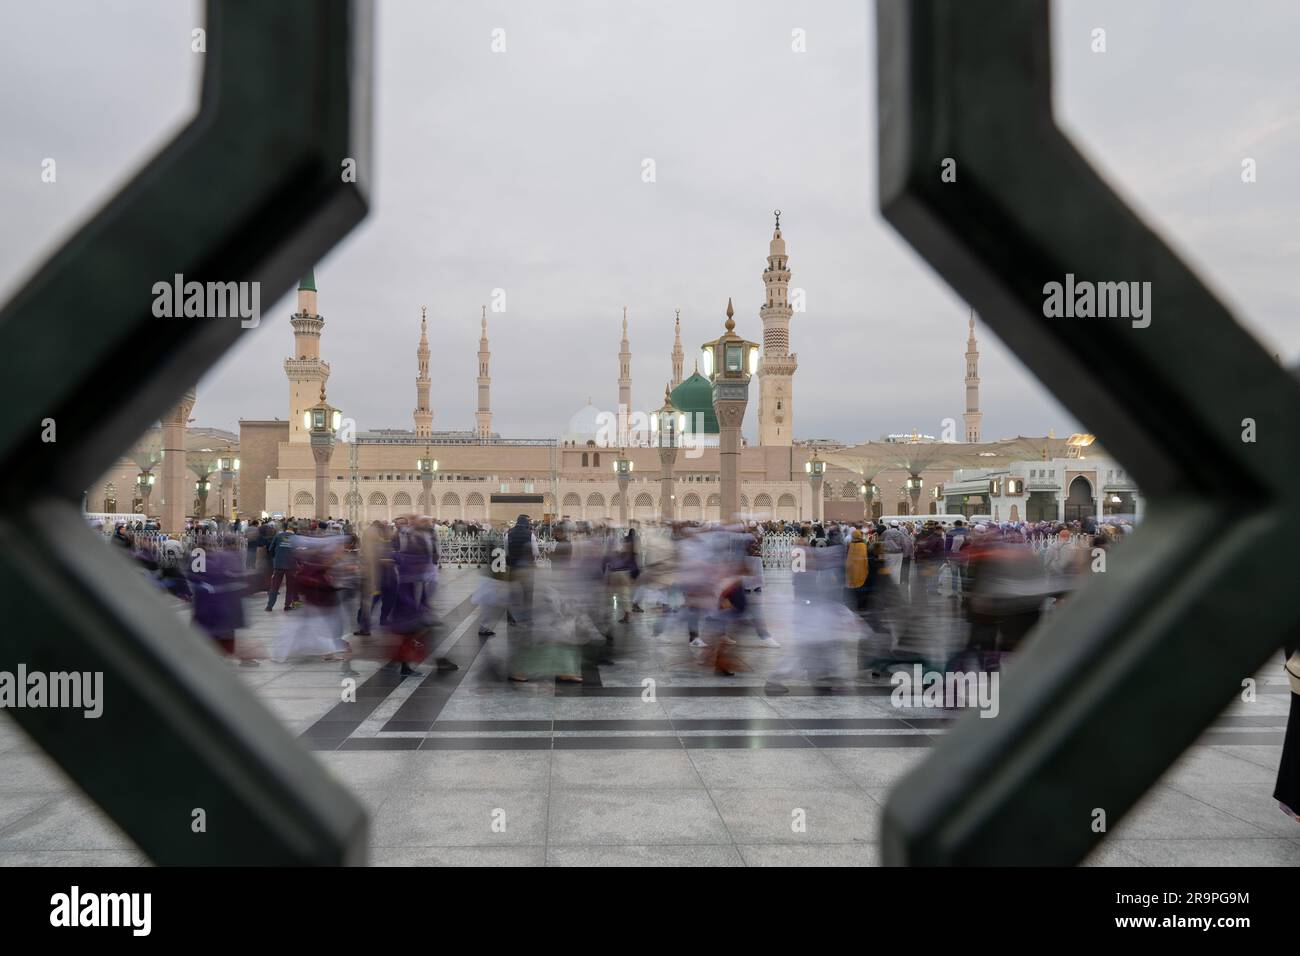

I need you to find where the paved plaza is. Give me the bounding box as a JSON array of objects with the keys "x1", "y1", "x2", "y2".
[{"x1": 0, "y1": 569, "x2": 1295, "y2": 866}]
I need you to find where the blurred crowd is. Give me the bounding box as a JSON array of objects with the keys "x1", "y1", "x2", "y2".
[
  {"x1": 102, "y1": 509, "x2": 1300, "y2": 826},
  {"x1": 103, "y1": 510, "x2": 1133, "y2": 688}
]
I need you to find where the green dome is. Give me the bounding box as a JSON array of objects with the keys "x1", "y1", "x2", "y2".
[{"x1": 670, "y1": 373, "x2": 719, "y2": 434}]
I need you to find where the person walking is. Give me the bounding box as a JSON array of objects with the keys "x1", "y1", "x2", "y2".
[
  {"x1": 265, "y1": 521, "x2": 300, "y2": 611},
  {"x1": 845, "y1": 527, "x2": 869, "y2": 612},
  {"x1": 1276, "y1": 645, "x2": 1300, "y2": 821},
  {"x1": 353, "y1": 520, "x2": 385, "y2": 637}
]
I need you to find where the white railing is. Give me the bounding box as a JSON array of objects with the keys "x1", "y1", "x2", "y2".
[
  {"x1": 113, "y1": 529, "x2": 248, "y2": 568},
  {"x1": 760, "y1": 530, "x2": 798, "y2": 570},
  {"x1": 435, "y1": 532, "x2": 556, "y2": 568}
]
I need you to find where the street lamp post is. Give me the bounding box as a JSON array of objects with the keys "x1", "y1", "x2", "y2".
[
  {"x1": 613, "y1": 452, "x2": 633, "y2": 527},
  {"x1": 305, "y1": 385, "x2": 341, "y2": 521},
  {"x1": 653, "y1": 384, "x2": 680, "y2": 522},
  {"x1": 700, "y1": 298, "x2": 758, "y2": 523},
  {"x1": 194, "y1": 477, "x2": 211, "y2": 518},
  {"x1": 906, "y1": 475, "x2": 924, "y2": 516},
  {"x1": 861, "y1": 482, "x2": 879, "y2": 522},
  {"x1": 136, "y1": 471, "x2": 156, "y2": 517},
  {"x1": 804, "y1": 449, "x2": 826, "y2": 522},
  {"x1": 417, "y1": 446, "x2": 439, "y2": 516},
  {"x1": 218, "y1": 455, "x2": 240, "y2": 522}
]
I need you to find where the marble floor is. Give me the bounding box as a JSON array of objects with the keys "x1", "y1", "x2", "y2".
[{"x1": 1, "y1": 569, "x2": 1295, "y2": 866}]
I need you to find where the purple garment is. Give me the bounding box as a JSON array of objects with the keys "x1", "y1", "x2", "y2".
[{"x1": 190, "y1": 549, "x2": 247, "y2": 636}]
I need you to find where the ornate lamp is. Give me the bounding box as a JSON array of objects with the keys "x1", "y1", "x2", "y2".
[
  {"x1": 306, "y1": 385, "x2": 340, "y2": 521},
  {"x1": 417, "y1": 446, "x2": 438, "y2": 515},
  {"x1": 700, "y1": 299, "x2": 758, "y2": 522}
]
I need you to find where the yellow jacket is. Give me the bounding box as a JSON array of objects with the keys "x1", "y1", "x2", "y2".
[{"x1": 845, "y1": 540, "x2": 869, "y2": 589}]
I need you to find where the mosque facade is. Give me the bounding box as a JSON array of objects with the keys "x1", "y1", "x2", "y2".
[
  {"x1": 243, "y1": 217, "x2": 838, "y2": 526},
  {"x1": 86, "y1": 215, "x2": 1143, "y2": 528}
]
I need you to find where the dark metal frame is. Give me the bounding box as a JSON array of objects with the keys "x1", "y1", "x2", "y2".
[
  {"x1": 0, "y1": 0, "x2": 373, "y2": 864},
  {"x1": 877, "y1": 0, "x2": 1299, "y2": 864}
]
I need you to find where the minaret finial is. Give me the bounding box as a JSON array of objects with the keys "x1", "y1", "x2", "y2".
[
  {"x1": 725, "y1": 297, "x2": 735, "y2": 331},
  {"x1": 773, "y1": 208, "x2": 781, "y2": 232},
  {"x1": 670, "y1": 308, "x2": 685, "y2": 388},
  {"x1": 320, "y1": 383, "x2": 327, "y2": 402}
]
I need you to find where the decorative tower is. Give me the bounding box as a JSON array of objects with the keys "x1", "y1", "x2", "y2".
[
  {"x1": 757, "y1": 210, "x2": 797, "y2": 446},
  {"x1": 618, "y1": 306, "x2": 633, "y2": 446},
  {"x1": 475, "y1": 306, "x2": 492, "y2": 441},
  {"x1": 964, "y1": 310, "x2": 982, "y2": 442},
  {"x1": 671, "y1": 309, "x2": 684, "y2": 389},
  {"x1": 414, "y1": 306, "x2": 433, "y2": 438},
  {"x1": 285, "y1": 270, "x2": 330, "y2": 444}
]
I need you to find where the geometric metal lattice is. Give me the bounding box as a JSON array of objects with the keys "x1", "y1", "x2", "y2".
[
  {"x1": 0, "y1": 0, "x2": 373, "y2": 864},
  {"x1": 877, "y1": 0, "x2": 1299, "y2": 864}
]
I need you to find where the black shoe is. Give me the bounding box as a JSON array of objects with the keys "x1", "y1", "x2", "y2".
[
  {"x1": 435, "y1": 658, "x2": 459, "y2": 672},
  {"x1": 714, "y1": 666, "x2": 736, "y2": 677},
  {"x1": 353, "y1": 630, "x2": 371, "y2": 637},
  {"x1": 398, "y1": 663, "x2": 422, "y2": 677},
  {"x1": 477, "y1": 627, "x2": 495, "y2": 637}
]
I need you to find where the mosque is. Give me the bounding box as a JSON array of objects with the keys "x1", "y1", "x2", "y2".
[
  {"x1": 238, "y1": 215, "x2": 822, "y2": 525},
  {"x1": 87, "y1": 215, "x2": 1143, "y2": 528}
]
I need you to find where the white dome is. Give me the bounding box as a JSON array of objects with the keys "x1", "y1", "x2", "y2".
[{"x1": 562, "y1": 401, "x2": 602, "y2": 444}]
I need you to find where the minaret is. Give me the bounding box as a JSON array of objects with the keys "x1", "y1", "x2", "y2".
[
  {"x1": 618, "y1": 306, "x2": 632, "y2": 445},
  {"x1": 414, "y1": 306, "x2": 433, "y2": 437},
  {"x1": 964, "y1": 310, "x2": 982, "y2": 442},
  {"x1": 475, "y1": 306, "x2": 492, "y2": 441},
  {"x1": 757, "y1": 210, "x2": 797, "y2": 446},
  {"x1": 285, "y1": 269, "x2": 330, "y2": 443},
  {"x1": 671, "y1": 309, "x2": 684, "y2": 388}
]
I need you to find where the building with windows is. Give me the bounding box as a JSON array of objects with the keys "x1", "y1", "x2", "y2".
[{"x1": 88, "y1": 213, "x2": 1139, "y2": 527}]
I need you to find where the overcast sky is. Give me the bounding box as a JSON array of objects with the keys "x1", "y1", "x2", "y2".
[{"x1": 3, "y1": 0, "x2": 1297, "y2": 446}]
